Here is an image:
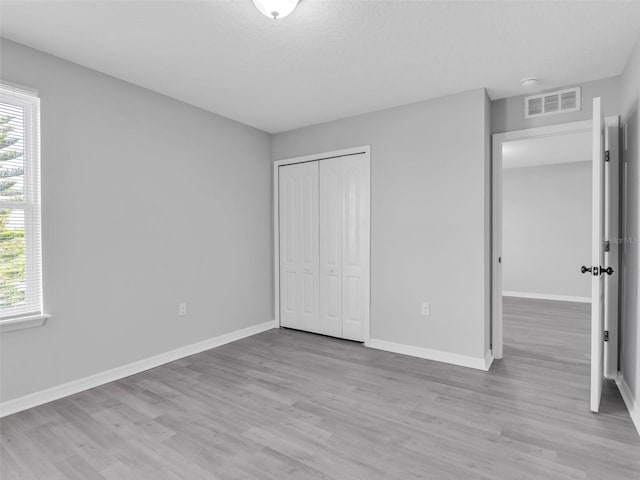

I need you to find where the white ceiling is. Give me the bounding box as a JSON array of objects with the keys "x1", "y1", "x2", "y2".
[
  {"x1": 502, "y1": 131, "x2": 592, "y2": 169},
  {"x1": 1, "y1": 1, "x2": 640, "y2": 133}
]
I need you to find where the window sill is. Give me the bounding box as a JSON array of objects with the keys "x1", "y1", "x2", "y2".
[{"x1": 0, "y1": 314, "x2": 52, "y2": 333}]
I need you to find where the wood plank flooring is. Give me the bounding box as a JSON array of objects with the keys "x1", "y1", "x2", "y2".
[{"x1": 2, "y1": 297, "x2": 639, "y2": 479}]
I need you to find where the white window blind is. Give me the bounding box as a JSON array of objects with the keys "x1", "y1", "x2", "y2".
[{"x1": 0, "y1": 84, "x2": 43, "y2": 320}]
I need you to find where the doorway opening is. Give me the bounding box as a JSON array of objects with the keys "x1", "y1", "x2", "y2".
[{"x1": 491, "y1": 107, "x2": 620, "y2": 412}]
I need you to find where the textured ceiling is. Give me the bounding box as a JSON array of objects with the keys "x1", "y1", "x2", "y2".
[{"x1": 1, "y1": 1, "x2": 640, "y2": 133}]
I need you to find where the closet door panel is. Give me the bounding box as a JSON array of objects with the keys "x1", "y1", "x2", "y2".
[
  {"x1": 319, "y1": 161, "x2": 343, "y2": 338},
  {"x1": 341, "y1": 156, "x2": 370, "y2": 342},
  {"x1": 280, "y1": 174, "x2": 298, "y2": 318},
  {"x1": 279, "y1": 161, "x2": 320, "y2": 333}
]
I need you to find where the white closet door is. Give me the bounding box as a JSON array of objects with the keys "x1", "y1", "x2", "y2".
[
  {"x1": 279, "y1": 161, "x2": 320, "y2": 333},
  {"x1": 320, "y1": 154, "x2": 370, "y2": 342},
  {"x1": 340, "y1": 155, "x2": 370, "y2": 341},
  {"x1": 319, "y1": 160, "x2": 343, "y2": 337}
]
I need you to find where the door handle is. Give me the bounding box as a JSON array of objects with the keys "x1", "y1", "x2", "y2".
[
  {"x1": 581, "y1": 265, "x2": 614, "y2": 276},
  {"x1": 599, "y1": 266, "x2": 614, "y2": 276}
]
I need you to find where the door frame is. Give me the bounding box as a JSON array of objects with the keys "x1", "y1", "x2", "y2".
[
  {"x1": 491, "y1": 118, "x2": 619, "y2": 363},
  {"x1": 273, "y1": 145, "x2": 371, "y2": 342}
]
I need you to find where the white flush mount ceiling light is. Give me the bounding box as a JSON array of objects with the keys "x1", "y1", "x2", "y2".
[
  {"x1": 520, "y1": 77, "x2": 539, "y2": 88},
  {"x1": 252, "y1": 0, "x2": 299, "y2": 20}
]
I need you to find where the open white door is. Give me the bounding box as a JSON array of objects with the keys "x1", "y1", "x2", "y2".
[
  {"x1": 603, "y1": 117, "x2": 620, "y2": 380},
  {"x1": 588, "y1": 97, "x2": 606, "y2": 413}
]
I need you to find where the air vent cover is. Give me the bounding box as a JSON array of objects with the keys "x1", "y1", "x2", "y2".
[{"x1": 525, "y1": 87, "x2": 581, "y2": 118}]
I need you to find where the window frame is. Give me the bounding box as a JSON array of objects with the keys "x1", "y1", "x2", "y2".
[{"x1": 0, "y1": 82, "x2": 48, "y2": 331}]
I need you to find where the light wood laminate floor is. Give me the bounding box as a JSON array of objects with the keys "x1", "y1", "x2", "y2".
[{"x1": 2, "y1": 297, "x2": 639, "y2": 479}]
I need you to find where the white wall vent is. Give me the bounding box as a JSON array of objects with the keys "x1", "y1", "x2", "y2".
[{"x1": 524, "y1": 87, "x2": 581, "y2": 118}]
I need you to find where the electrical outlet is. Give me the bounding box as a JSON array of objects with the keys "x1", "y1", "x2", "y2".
[
  {"x1": 178, "y1": 303, "x2": 187, "y2": 316},
  {"x1": 421, "y1": 302, "x2": 430, "y2": 316}
]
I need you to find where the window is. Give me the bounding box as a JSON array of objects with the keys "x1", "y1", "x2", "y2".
[{"x1": 0, "y1": 84, "x2": 43, "y2": 321}]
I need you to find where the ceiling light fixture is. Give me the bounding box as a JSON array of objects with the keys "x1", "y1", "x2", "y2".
[
  {"x1": 252, "y1": 0, "x2": 299, "y2": 20},
  {"x1": 520, "y1": 77, "x2": 539, "y2": 88}
]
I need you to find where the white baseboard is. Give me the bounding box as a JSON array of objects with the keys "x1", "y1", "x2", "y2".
[
  {"x1": 616, "y1": 372, "x2": 640, "y2": 437},
  {"x1": 0, "y1": 320, "x2": 277, "y2": 418},
  {"x1": 365, "y1": 338, "x2": 492, "y2": 371},
  {"x1": 502, "y1": 291, "x2": 591, "y2": 303},
  {"x1": 484, "y1": 350, "x2": 494, "y2": 370}
]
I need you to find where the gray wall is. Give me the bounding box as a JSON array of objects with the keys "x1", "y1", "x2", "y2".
[
  {"x1": 620, "y1": 35, "x2": 640, "y2": 404},
  {"x1": 491, "y1": 76, "x2": 620, "y2": 134},
  {"x1": 0, "y1": 39, "x2": 273, "y2": 403},
  {"x1": 272, "y1": 89, "x2": 491, "y2": 361},
  {"x1": 503, "y1": 162, "x2": 591, "y2": 298}
]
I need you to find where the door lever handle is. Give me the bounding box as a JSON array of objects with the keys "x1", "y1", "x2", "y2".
[
  {"x1": 581, "y1": 265, "x2": 614, "y2": 276},
  {"x1": 600, "y1": 266, "x2": 614, "y2": 276}
]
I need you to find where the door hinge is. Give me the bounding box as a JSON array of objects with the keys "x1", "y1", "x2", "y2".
[
  {"x1": 605, "y1": 150, "x2": 610, "y2": 162},
  {"x1": 604, "y1": 241, "x2": 610, "y2": 252},
  {"x1": 604, "y1": 330, "x2": 609, "y2": 342}
]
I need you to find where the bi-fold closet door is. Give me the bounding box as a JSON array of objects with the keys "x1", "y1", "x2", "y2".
[{"x1": 278, "y1": 154, "x2": 369, "y2": 342}]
